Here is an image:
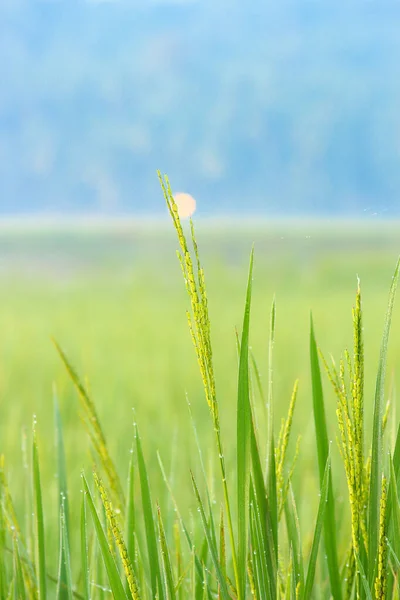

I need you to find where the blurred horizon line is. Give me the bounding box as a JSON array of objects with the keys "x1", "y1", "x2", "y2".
[{"x1": 0, "y1": 213, "x2": 399, "y2": 232}]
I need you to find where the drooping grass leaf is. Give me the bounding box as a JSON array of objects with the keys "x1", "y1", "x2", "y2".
[
  {"x1": 236, "y1": 247, "x2": 254, "y2": 600},
  {"x1": 82, "y1": 474, "x2": 129, "y2": 600},
  {"x1": 369, "y1": 257, "x2": 400, "y2": 583},
  {"x1": 32, "y1": 426, "x2": 46, "y2": 600},
  {"x1": 302, "y1": 456, "x2": 331, "y2": 600},
  {"x1": 54, "y1": 341, "x2": 125, "y2": 513},
  {"x1": 310, "y1": 315, "x2": 342, "y2": 600}
]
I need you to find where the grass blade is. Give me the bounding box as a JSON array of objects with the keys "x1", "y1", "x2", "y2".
[
  {"x1": 13, "y1": 539, "x2": 26, "y2": 600},
  {"x1": 80, "y1": 493, "x2": 90, "y2": 600},
  {"x1": 136, "y1": 426, "x2": 164, "y2": 599},
  {"x1": 190, "y1": 472, "x2": 230, "y2": 600},
  {"x1": 157, "y1": 506, "x2": 176, "y2": 600},
  {"x1": 125, "y1": 450, "x2": 136, "y2": 572},
  {"x1": 157, "y1": 454, "x2": 205, "y2": 589},
  {"x1": 389, "y1": 456, "x2": 400, "y2": 567},
  {"x1": 32, "y1": 425, "x2": 46, "y2": 600},
  {"x1": 368, "y1": 257, "x2": 400, "y2": 582},
  {"x1": 354, "y1": 553, "x2": 373, "y2": 600},
  {"x1": 302, "y1": 456, "x2": 331, "y2": 600},
  {"x1": 54, "y1": 392, "x2": 70, "y2": 600},
  {"x1": 265, "y1": 298, "x2": 278, "y2": 582},
  {"x1": 237, "y1": 248, "x2": 254, "y2": 600},
  {"x1": 82, "y1": 474, "x2": 129, "y2": 600},
  {"x1": 0, "y1": 483, "x2": 7, "y2": 600},
  {"x1": 310, "y1": 314, "x2": 342, "y2": 600},
  {"x1": 284, "y1": 485, "x2": 304, "y2": 592},
  {"x1": 57, "y1": 503, "x2": 73, "y2": 600}
]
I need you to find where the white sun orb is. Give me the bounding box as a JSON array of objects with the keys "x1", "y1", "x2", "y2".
[{"x1": 173, "y1": 192, "x2": 197, "y2": 219}]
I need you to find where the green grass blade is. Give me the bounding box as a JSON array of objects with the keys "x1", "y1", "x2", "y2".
[
  {"x1": 57, "y1": 503, "x2": 73, "y2": 600},
  {"x1": 368, "y1": 257, "x2": 400, "y2": 582},
  {"x1": 394, "y1": 423, "x2": 400, "y2": 474},
  {"x1": 157, "y1": 454, "x2": 205, "y2": 588},
  {"x1": 136, "y1": 426, "x2": 164, "y2": 600},
  {"x1": 187, "y1": 398, "x2": 218, "y2": 553},
  {"x1": 284, "y1": 485, "x2": 304, "y2": 592},
  {"x1": 13, "y1": 539, "x2": 26, "y2": 600},
  {"x1": 310, "y1": 315, "x2": 342, "y2": 600},
  {"x1": 249, "y1": 435, "x2": 276, "y2": 598},
  {"x1": 125, "y1": 450, "x2": 135, "y2": 570},
  {"x1": 302, "y1": 456, "x2": 331, "y2": 600},
  {"x1": 54, "y1": 392, "x2": 70, "y2": 599},
  {"x1": 237, "y1": 247, "x2": 254, "y2": 600},
  {"x1": 249, "y1": 483, "x2": 271, "y2": 600},
  {"x1": 266, "y1": 297, "x2": 276, "y2": 476},
  {"x1": 32, "y1": 425, "x2": 46, "y2": 600},
  {"x1": 80, "y1": 493, "x2": 90, "y2": 600},
  {"x1": 266, "y1": 299, "x2": 278, "y2": 571},
  {"x1": 389, "y1": 456, "x2": 400, "y2": 564},
  {"x1": 0, "y1": 485, "x2": 7, "y2": 600},
  {"x1": 157, "y1": 506, "x2": 176, "y2": 600},
  {"x1": 54, "y1": 391, "x2": 70, "y2": 533},
  {"x1": 354, "y1": 553, "x2": 373, "y2": 600},
  {"x1": 190, "y1": 472, "x2": 230, "y2": 600},
  {"x1": 82, "y1": 474, "x2": 129, "y2": 600},
  {"x1": 387, "y1": 538, "x2": 400, "y2": 570}
]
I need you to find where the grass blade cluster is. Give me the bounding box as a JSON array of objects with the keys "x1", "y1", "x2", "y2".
[{"x1": 0, "y1": 175, "x2": 398, "y2": 600}]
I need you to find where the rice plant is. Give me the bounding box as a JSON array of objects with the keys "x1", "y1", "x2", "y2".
[{"x1": 0, "y1": 174, "x2": 399, "y2": 598}]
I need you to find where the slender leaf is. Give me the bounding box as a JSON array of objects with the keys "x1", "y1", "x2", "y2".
[
  {"x1": 190, "y1": 472, "x2": 230, "y2": 600},
  {"x1": 302, "y1": 457, "x2": 331, "y2": 600},
  {"x1": 126, "y1": 450, "x2": 135, "y2": 569},
  {"x1": 80, "y1": 493, "x2": 91, "y2": 600},
  {"x1": 82, "y1": 474, "x2": 129, "y2": 600},
  {"x1": 390, "y1": 457, "x2": 400, "y2": 565},
  {"x1": 157, "y1": 506, "x2": 176, "y2": 600},
  {"x1": 310, "y1": 314, "x2": 342, "y2": 600},
  {"x1": 284, "y1": 485, "x2": 304, "y2": 592},
  {"x1": 32, "y1": 427, "x2": 46, "y2": 600},
  {"x1": 54, "y1": 393, "x2": 70, "y2": 600},
  {"x1": 136, "y1": 426, "x2": 164, "y2": 599},
  {"x1": 354, "y1": 553, "x2": 373, "y2": 600},
  {"x1": 12, "y1": 540, "x2": 26, "y2": 600},
  {"x1": 369, "y1": 258, "x2": 400, "y2": 582},
  {"x1": 57, "y1": 504, "x2": 73, "y2": 600},
  {"x1": 237, "y1": 247, "x2": 254, "y2": 600}
]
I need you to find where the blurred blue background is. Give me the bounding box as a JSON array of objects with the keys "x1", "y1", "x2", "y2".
[{"x1": 1, "y1": 0, "x2": 400, "y2": 217}]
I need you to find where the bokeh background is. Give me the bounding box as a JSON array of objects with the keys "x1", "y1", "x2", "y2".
[
  {"x1": 1, "y1": 0, "x2": 400, "y2": 573},
  {"x1": 2, "y1": 0, "x2": 400, "y2": 216}
]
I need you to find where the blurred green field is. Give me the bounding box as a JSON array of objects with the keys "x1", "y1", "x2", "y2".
[{"x1": 0, "y1": 219, "x2": 399, "y2": 581}]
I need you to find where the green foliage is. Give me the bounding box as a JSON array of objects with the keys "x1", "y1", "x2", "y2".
[{"x1": 0, "y1": 177, "x2": 399, "y2": 598}]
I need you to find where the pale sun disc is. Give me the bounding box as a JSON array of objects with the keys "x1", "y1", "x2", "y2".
[{"x1": 173, "y1": 192, "x2": 197, "y2": 219}]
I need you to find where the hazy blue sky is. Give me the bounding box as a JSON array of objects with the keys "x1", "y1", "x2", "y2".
[{"x1": 1, "y1": 1, "x2": 400, "y2": 217}]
